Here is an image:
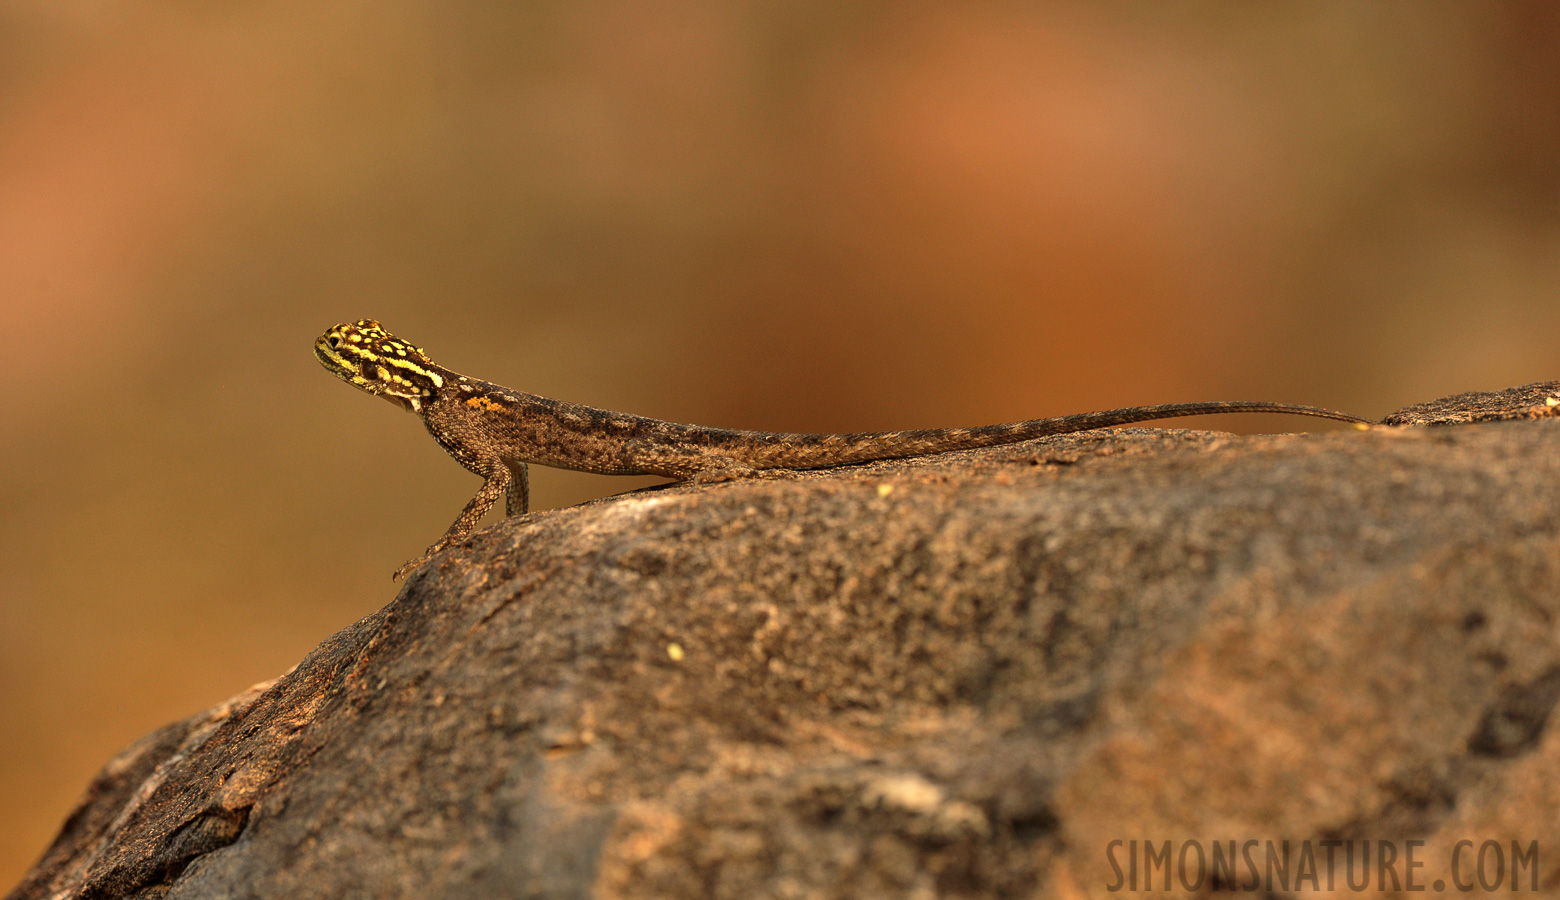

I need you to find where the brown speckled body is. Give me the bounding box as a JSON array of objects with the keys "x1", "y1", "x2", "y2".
[{"x1": 316, "y1": 319, "x2": 1373, "y2": 579}]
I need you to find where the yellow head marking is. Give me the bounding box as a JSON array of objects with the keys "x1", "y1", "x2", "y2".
[{"x1": 314, "y1": 319, "x2": 444, "y2": 413}]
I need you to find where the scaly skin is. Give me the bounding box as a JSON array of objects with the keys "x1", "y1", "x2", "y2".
[{"x1": 315, "y1": 319, "x2": 1373, "y2": 579}]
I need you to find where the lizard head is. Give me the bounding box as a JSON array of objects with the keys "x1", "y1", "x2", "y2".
[{"x1": 315, "y1": 319, "x2": 445, "y2": 413}]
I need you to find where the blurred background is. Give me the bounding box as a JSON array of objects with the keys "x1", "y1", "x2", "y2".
[{"x1": 2, "y1": 0, "x2": 1559, "y2": 883}]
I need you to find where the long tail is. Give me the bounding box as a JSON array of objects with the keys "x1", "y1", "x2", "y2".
[{"x1": 728, "y1": 401, "x2": 1373, "y2": 469}]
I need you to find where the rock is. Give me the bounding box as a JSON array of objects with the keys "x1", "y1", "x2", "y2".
[{"x1": 11, "y1": 384, "x2": 1560, "y2": 899}]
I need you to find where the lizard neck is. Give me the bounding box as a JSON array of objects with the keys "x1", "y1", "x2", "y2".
[{"x1": 396, "y1": 363, "x2": 461, "y2": 415}]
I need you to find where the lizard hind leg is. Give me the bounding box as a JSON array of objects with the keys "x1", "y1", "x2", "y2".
[
  {"x1": 683, "y1": 458, "x2": 763, "y2": 483},
  {"x1": 683, "y1": 459, "x2": 803, "y2": 484}
]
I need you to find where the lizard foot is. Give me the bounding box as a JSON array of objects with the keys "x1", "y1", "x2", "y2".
[{"x1": 392, "y1": 545, "x2": 443, "y2": 581}]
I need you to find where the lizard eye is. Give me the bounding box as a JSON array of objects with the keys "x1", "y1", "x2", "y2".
[{"x1": 327, "y1": 335, "x2": 342, "y2": 349}]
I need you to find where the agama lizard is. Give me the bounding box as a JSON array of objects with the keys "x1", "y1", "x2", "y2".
[{"x1": 315, "y1": 319, "x2": 1372, "y2": 579}]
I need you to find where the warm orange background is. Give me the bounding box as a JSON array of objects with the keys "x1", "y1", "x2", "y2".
[{"x1": 3, "y1": 2, "x2": 1558, "y2": 884}]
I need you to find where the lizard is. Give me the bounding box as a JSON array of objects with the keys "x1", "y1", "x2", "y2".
[{"x1": 315, "y1": 319, "x2": 1374, "y2": 580}]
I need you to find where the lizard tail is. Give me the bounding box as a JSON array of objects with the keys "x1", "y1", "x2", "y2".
[{"x1": 734, "y1": 401, "x2": 1373, "y2": 469}]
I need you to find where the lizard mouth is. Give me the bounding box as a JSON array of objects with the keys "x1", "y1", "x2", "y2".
[
  {"x1": 314, "y1": 338, "x2": 377, "y2": 394},
  {"x1": 314, "y1": 338, "x2": 353, "y2": 376}
]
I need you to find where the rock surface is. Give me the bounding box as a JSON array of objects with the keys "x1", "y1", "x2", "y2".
[{"x1": 11, "y1": 383, "x2": 1560, "y2": 900}]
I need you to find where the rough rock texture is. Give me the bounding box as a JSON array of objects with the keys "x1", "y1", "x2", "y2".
[{"x1": 12, "y1": 383, "x2": 1560, "y2": 900}]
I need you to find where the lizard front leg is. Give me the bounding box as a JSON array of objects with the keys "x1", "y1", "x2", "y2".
[
  {"x1": 505, "y1": 462, "x2": 530, "y2": 516},
  {"x1": 393, "y1": 465, "x2": 512, "y2": 581}
]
